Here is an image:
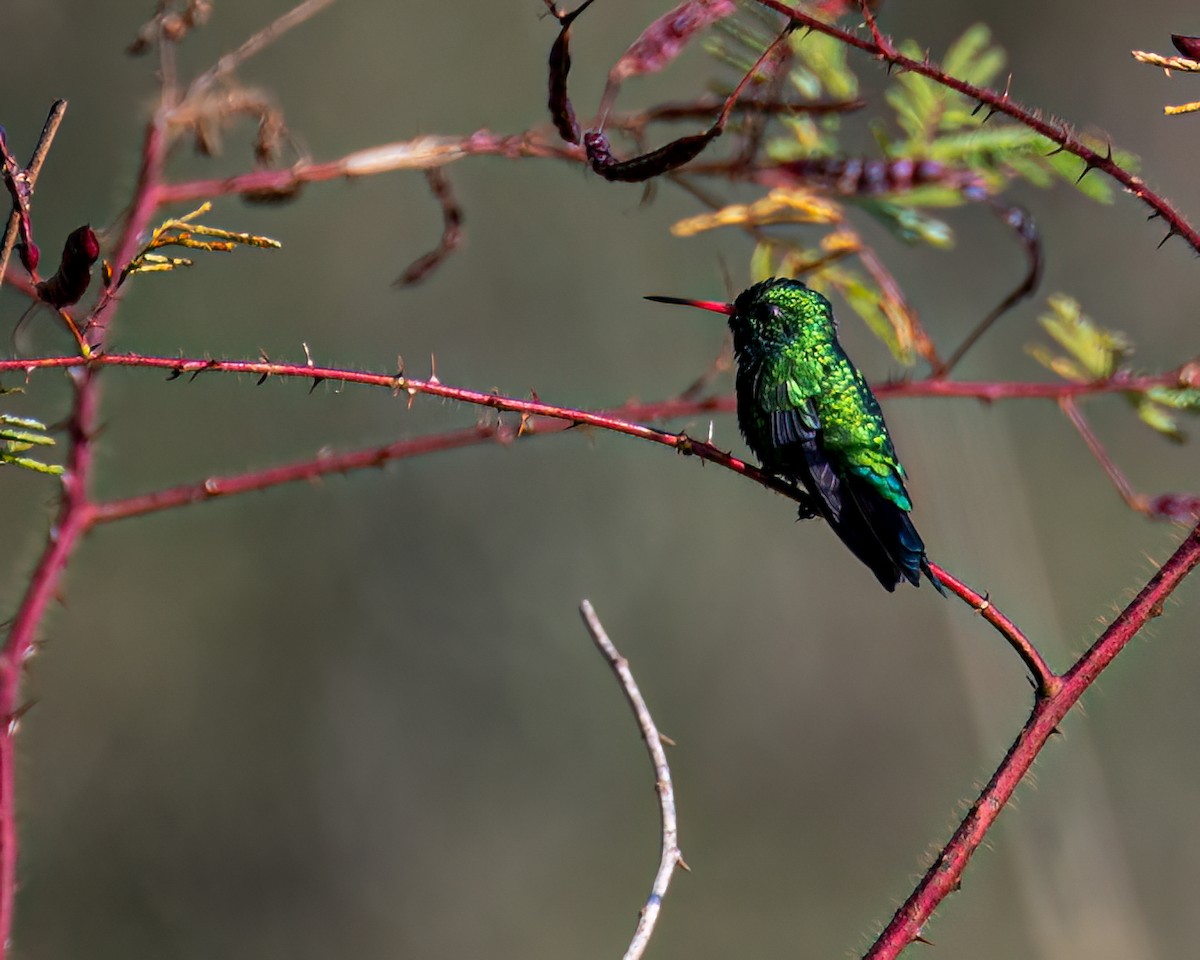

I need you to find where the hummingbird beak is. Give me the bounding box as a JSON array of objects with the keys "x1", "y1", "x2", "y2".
[{"x1": 644, "y1": 295, "x2": 734, "y2": 316}]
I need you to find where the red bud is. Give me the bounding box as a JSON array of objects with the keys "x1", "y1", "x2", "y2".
[{"x1": 1171, "y1": 34, "x2": 1200, "y2": 58}]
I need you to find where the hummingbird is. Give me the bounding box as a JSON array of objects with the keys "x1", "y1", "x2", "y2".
[{"x1": 647, "y1": 277, "x2": 944, "y2": 594}]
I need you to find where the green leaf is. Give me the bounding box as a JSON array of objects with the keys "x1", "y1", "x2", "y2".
[
  {"x1": 857, "y1": 199, "x2": 956, "y2": 247},
  {"x1": 1132, "y1": 396, "x2": 1186, "y2": 442},
  {"x1": 750, "y1": 240, "x2": 776, "y2": 283},
  {"x1": 0, "y1": 412, "x2": 62, "y2": 475},
  {"x1": 819, "y1": 268, "x2": 912, "y2": 364},
  {"x1": 943, "y1": 24, "x2": 1006, "y2": 87},
  {"x1": 1031, "y1": 294, "x2": 1130, "y2": 380},
  {"x1": 789, "y1": 30, "x2": 859, "y2": 100},
  {"x1": 1029, "y1": 296, "x2": 1197, "y2": 442}
]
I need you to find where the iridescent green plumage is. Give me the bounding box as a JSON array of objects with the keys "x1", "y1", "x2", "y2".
[
  {"x1": 729, "y1": 278, "x2": 942, "y2": 592},
  {"x1": 649, "y1": 277, "x2": 942, "y2": 592}
]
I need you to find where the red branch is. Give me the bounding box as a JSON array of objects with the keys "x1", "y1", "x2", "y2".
[
  {"x1": 0, "y1": 94, "x2": 172, "y2": 959},
  {"x1": 152, "y1": 131, "x2": 575, "y2": 207},
  {"x1": 866, "y1": 523, "x2": 1200, "y2": 959},
  {"x1": 754, "y1": 0, "x2": 1200, "y2": 255},
  {"x1": 0, "y1": 365, "x2": 101, "y2": 946},
  {"x1": 0, "y1": 352, "x2": 1195, "y2": 402},
  {"x1": 926, "y1": 562, "x2": 1058, "y2": 696}
]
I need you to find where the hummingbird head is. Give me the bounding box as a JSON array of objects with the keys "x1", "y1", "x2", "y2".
[{"x1": 646, "y1": 277, "x2": 834, "y2": 352}]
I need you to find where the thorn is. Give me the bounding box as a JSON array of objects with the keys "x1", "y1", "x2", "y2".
[
  {"x1": 302, "y1": 342, "x2": 315, "y2": 367},
  {"x1": 676, "y1": 853, "x2": 692, "y2": 872},
  {"x1": 396, "y1": 353, "x2": 406, "y2": 376},
  {"x1": 257, "y1": 372, "x2": 269, "y2": 385},
  {"x1": 1044, "y1": 142, "x2": 1067, "y2": 157},
  {"x1": 8, "y1": 699, "x2": 37, "y2": 734},
  {"x1": 188, "y1": 368, "x2": 205, "y2": 382},
  {"x1": 166, "y1": 367, "x2": 183, "y2": 381},
  {"x1": 1075, "y1": 162, "x2": 1096, "y2": 184},
  {"x1": 258, "y1": 348, "x2": 270, "y2": 363},
  {"x1": 913, "y1": 934, "x2": 936, "y2": 946},
  {"x1": 1147, "y1": 211, "x2": 1162, "y2": 221},
  {"x1": 309, "y1": 376, "x2": 324, "y2": 394},
  {"x1": 971, "y1": 100, "x2": 986, "y2": 116},
  {"x1": 1157, "y1": 227, "x2": 1179, "y2": 249},
  {"x1": 659, "y1": 732, "x2": 677, "y2": 747},
  {"x1": 429, "y1": 353, "x2": 440, "y2": 385}
]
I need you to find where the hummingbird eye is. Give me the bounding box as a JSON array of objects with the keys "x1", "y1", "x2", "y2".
[{"x1": 757, "y1": 303, "x2": 784, "y2": 327}]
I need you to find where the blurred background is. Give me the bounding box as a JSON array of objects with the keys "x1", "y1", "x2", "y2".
[{"x1": 1, "y1": 1, "x2": 1198, "y2": 957}]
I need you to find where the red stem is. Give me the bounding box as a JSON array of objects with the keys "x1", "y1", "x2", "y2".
[
  {"x1": 0, "y1": 111, "x2": 171, "y2": 959},
  {"x1": 926, "y1": 562, "x2": 1059, "y2": 696},
  {"x1": 0, "y1": 369, "x2": 100, "y2": 951},
  {"x1": 866, "y1": 523, "x2": 1200, "y2": 959},
  {"x1": 0, "y1": 353, "x2": 1194, "y2": 402},
  {"x1": 88, "y1": 423, "x2": 501, "y2": 525}
]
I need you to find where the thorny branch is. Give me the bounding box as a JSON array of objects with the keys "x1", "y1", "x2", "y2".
[
  {"x1": 755, "y1": 0, "x2": 1200, "y2": 253},
  {"x1": 866, "y1": 523, "x2": 1200, "y2": 960}
]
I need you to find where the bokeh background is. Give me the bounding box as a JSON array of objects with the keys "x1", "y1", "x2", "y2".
[{"x1": 1, "y1": 1, "x2": 1198, "y2": 957}]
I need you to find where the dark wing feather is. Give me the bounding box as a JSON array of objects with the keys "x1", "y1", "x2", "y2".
[{"x1": 760, "y1": 375, "x2": 844, "y2": 522}]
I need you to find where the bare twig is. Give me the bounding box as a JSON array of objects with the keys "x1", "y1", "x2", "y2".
[
  {"x1": 1059, "y1": 397, "x2": 1200, "y2": 522},
  {"x1": 186, "y1": 0, "x2": 337, "y2": 97},
  {"x1": 0, "y1": 100, "x2": 68, "y2": 286},
  {"x1": 926, "y1": 562, "x2": 1058, "y2": 697},
  {"x1": 938, "y1": 204, "x2": 1042, "y2": 376},
  {"x1": 394, "y1": 168, "x2": 464, "y2": 286},
  {"x1": 579, "y1": 600, "x2": 683, "y2": 960}
]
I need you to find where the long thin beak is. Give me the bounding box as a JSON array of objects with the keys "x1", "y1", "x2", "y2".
[{"x1": 644, "y1": 295, "x2": 733, "y2": 316}]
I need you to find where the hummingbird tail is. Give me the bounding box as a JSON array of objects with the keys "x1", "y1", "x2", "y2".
[{"x1": 836, "y1": 477, "x2": 942, "y2": 594}]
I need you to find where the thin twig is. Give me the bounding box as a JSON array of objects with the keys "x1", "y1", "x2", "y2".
[
  {"x1": 1059, "y1": 396, "x2": 1145, "y2": 512},
  {"x1": 579, "y1": 601, "x2": 683, "y2": 960},
  {"x1": 89, "y1": 422, "x2": 503, "y2": 526},
  {"x1": 152, "y1": 130, "x2": 575, "y2": 206},
  {"x1": 0, "y1": 100, "x2": 68, "y2": 286},
  {"x1": 1058, "y1": 397, "x2": 1200, "y2": 521},
  {"x1": 394, "y1": 168, "x2": 464, "y2": 286},
  {"x1": 926, "y1": 562, "x2": 1058, "y2": 697},
  {"x1": 938, "y1": 204, "x2": 1042, "y2": 376},
  {"x1": 186, "y1": 0, "x2": 337, "y2": 96},
  {"x1": 3, "y1": 353, "x2": 1197, "y2": 407}
]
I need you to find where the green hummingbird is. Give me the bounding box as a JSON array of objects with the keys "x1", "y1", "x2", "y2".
[{"x1": 647, "y1": 277, "x2": 944, "y2": 594}]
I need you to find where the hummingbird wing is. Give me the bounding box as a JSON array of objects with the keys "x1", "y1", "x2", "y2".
[{"x1": 756, "y1": 367, "x2": 844, "y2": 522}]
